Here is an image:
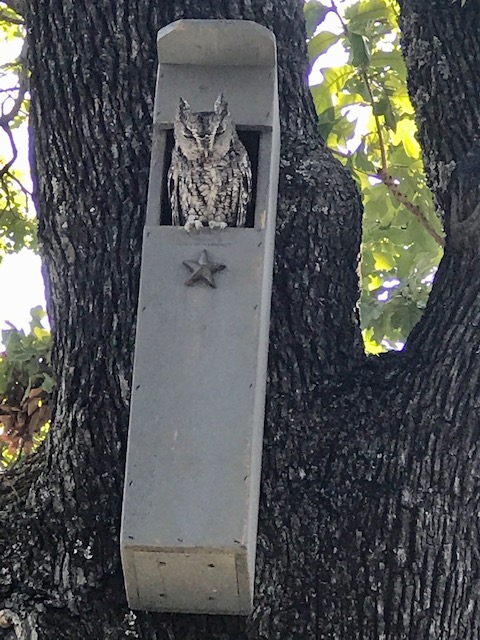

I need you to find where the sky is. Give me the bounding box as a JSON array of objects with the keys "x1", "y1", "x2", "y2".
[
  {"x1": 0, "y1": 118, "x2": 40, "y2": 335},
  {"x1": 0, "y1": 250, "x2": 46, "y2": 333}
]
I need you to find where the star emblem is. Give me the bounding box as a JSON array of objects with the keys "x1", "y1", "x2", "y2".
[{"x1": 183, "y1": 249, "x2": 226, "y2": 288}]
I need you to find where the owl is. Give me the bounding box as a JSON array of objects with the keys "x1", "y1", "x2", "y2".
[{"x1": 168, "y1": 94, "x2": 252, "y2": 231}]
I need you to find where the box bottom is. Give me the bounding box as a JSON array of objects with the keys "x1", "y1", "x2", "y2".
[{"x1": 122, "y1": 546, "x2": 253, "y2": 615}]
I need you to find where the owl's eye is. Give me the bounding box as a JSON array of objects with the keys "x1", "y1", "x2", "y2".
[
  {"x1": 183, "y1": 130, "x2": 195, "y2": 139},
  {"x1": 216, "y1": 126, "x2": 226, "y2": 136}
]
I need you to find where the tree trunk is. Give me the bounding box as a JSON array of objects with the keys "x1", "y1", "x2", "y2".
[{"x1": 1, "y1": 0, "x2": 479, "y2": 638}]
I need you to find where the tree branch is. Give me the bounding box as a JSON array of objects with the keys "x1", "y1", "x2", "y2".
[
  {"x1": 5, "y1": 169, "x2": 31, "y2": 198},
  {"x1": 0, "y1": 40, "x2": 28, "y2": 179},
  {"x1": 362, "y1": 71, "x2": 388, "y2": 172},
  {"x1": 0, "y1": 41, "x2": 28, "y2": 129},
  {"x1": 0, "y1": 124, "x2": 18, "y2": 178},
  {"x1": 0, "y1": 0, "x2": 25, "y2": 18},
  {"x1": 0, "y1": 9, "x2": 23, "y2": 23},
  {"x1": 379, "y1": 169, "x2": 445, "y2": 247}
]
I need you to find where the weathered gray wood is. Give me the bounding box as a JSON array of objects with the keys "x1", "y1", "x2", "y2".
[
  {"x1": 156, "y1": 19, "x2": 276, "y2": 66},
  {"x1": 122, "y1": 20, "x2": 279, "y2": 614},
  {"x1": 122, "y1": 229, "x2": 273, "y2": 614},
  {"x1": 147, "y1": 20, "x2": 279, "y2": 228}
]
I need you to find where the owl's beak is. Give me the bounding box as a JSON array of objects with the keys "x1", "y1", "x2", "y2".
[{"x1": 201, "y1": 135, "x2": 214, "y2": 158}]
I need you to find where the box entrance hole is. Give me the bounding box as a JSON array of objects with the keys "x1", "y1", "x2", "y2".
[{"x1": 160, "y1": 129, "x2": 260, "y2": 228}]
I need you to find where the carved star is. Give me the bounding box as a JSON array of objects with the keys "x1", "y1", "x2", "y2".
[{"x1": 183, "y1": 249, "x2": 226, "y2": 288}]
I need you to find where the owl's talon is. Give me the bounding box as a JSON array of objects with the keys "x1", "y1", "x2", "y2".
[
  {"x1": 209, "y1": 221, "x2": 228, "y2": 230},
  {"x1": 194, "y1": 220, "x2": 204, "y2": 231},
  {"x1": 184, "y1": 220, "x2": 196, "y2": 232}
]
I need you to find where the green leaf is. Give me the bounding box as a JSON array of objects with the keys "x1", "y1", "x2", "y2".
[
  {"x1": 392, "y1": 119, "x2": 421, "y2": 158},
  {"x1": 33, "y1": 326, "x2": 50, "y2": 340},
  {"x1": 321, "y1": 65, "x2": 355, "y2": 94},
  {"x1": 40, "y1": 373, "x2": 55, "y2": 393},
  {"x1": 374, "y1": 95, "x2": 396, "y2": 131},
  {"x1": 317, "y1": 106, "x2": 337, "y2": 140},
  {"x1": 362, "y1": 328, "x2": 385, "y2": 354},
  {"x1": 346, "y1": 0, "x2": 392, "y2": 35},
  {"x1": 373, "y1": 250, "x2": 396, "y2": 271},
  {"x1": 30, "y1": 305, "x2": 47, "y2": 324},
  {"x1": 370, "y1": 50, "x2": 406, "y2": 79},
  {"x1": 304, "y1": 1, "x2": 331, "y2": 40},
  {"x1": 308, "y1": 31, "x2": 342, "y2": 63},
  {"x1": 310, "y1": 83, "x2": 334, "y2": 115},
  {"x1": 347, "y1": 32, "x2": 371, "y2": 69}
]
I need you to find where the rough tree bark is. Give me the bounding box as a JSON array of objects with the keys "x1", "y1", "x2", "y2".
[{"x1": 0, "y1": 0, "x2": 479, "y2": 638}]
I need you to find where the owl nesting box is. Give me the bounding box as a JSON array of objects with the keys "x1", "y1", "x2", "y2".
[{"x1": 121, "y1": 20, "x2": 279, "y2": 616}]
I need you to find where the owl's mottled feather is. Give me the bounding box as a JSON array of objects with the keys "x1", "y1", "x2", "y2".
[{"x1": 168, "y1": 94, "x2": 252, "y2": 231}]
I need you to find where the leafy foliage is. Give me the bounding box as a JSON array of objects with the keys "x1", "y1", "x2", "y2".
[
  {"x1": 306, "y1": 0, "x2": 444, "y2": 351},
  {"x1": 0, "y1": 2, "x2": 35, "y2": 259},
  {"x1": 0, "y1": 4, "x2": 50, "y2": 470},
  {"x1": 0, "y1": 306, "x2": 52, "y2": 469}
]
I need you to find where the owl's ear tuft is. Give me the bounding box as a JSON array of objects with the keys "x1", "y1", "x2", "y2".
[
  {"x1": 178, "y1": 97, "x2": 191, "y2": 117},
  {"x1": 214, "y1": 93, "x2": 229, "y2": 117}
]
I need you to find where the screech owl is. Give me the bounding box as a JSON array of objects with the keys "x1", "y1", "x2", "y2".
[{"x1": 168, "y1": 94, "x2": 252, "y2": 231}]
